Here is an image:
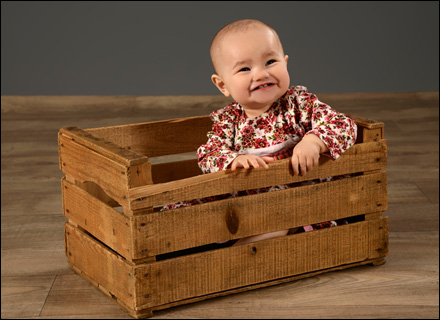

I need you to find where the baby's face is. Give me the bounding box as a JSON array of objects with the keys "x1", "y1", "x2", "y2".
[{"x1": 212, "y1": 26, "x2": 290, "y2": 116}]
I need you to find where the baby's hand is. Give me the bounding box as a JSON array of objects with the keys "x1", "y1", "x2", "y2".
[
  {"x1": 230, "y1": 154, "x2": 274, "y2": 171},
  {"x1": 291, "y1": 134, "x2": 328, "y2": 176}
]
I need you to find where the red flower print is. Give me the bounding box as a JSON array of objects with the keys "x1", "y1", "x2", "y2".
[
  {"x1": 255, "y1": 138, "x2": 269, "y2": 148},
  {"x1": 242, "y1": 137, "x2": 254, "y2": 148},
  {"x1": 213, "y1": 123, "x2": 229, "y2": 137},
  {"x1": 335, "y1": 119, "x2": 347, "y2": 130},
  {"x1": 314, "y1": 111, "x2": 323, "y2": 120},
  {"x1": 197, "y1": 86, "x2": 357, "y2": 173},
  {"x1": 241, "y1": 125, "x2": 254, "y2": 137},
  {"x1": 256, "y1": 118, "x2": 269, "y2": 130}
]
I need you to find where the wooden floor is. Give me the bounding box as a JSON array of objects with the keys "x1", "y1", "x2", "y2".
[{"x1": 1, "y1": 92, "x2": 439, "y2": 319}]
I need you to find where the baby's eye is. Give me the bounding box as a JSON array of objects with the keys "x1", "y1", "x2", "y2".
[
  {"x1": 238, "y1": 67, "x2": 250, "y2": 72},
  {"x1": 266, "y1": 59, "x2": 277, "y2": 65}
]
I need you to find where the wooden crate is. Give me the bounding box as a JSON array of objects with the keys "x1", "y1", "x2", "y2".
[{"x1": 59, "y1": 114, "x2": 388, "y2": 318}]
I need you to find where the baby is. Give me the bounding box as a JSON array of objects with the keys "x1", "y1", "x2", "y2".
[
  {"x1": 204, "y1": 19, "x2": 337, "y2": 175},
  {"x1": 164, "y1": 19, "x2": 357, "y2": 246}
]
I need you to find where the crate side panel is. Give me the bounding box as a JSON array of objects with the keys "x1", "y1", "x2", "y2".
[
  {"x1": 65, "y1": 223, "x2": 137, "y2": 310},
  {"x1": 362, "y1": 127, "x2": 384, "y2": 143},
  {"x1": 130, "y1": 140, "x2": 387, "y2": 209},
  {"x1": 87, "y1": 116, "x2": 213, "y2": 158},
  {"x1": 127, "y1": 162, "x2": 154, "y2": 188},
  {"x1": 73, "y1": 180, "x2": 120, "y2": 207},
  {"x1": 151, "y1": 159, "x2": 201, "y2": 184},
  {"x1": 62, "y1": 178, "x2": 134, "y2": 260},
  {"x1": 85, "y1": 115, "x2": 382, "y2": 157},
  {"x1": 59, "y1": 126, "x2": 149, "y2": 166},
  {"x1": 141, "y1": 219, "x2": 387, "y2": 308},
  {"x1": 149, "y1": 257, "x2": 385, "y2": 314},
  {"x1": 135, "y1": 172, "x2": 387, "y2": 256},
  {"x1": 368, "y1": 216, "x2": 389, "y2": 259},
  {"x1": 349, "y1": 115, "x2": 385, "y2": 130},
  {"x1": 59, "y1": 135, "x2": 130, "y2": 206},
  {"x1": 350, "y1": 115, "x2": 384, "y2": 144}
]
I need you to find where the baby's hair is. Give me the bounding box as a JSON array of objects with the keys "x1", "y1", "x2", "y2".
[{"x1": 210, "y1": 19, "x2": 282, "y2": 74}]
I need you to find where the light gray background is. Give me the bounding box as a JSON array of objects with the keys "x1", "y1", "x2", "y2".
[{"x1": 1, "y1": 1, "x2": 439, "y2": 95}]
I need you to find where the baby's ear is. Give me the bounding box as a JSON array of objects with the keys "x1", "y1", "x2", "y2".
[{"x1": 211, "y1": 74, "x2": 230, "y2": 97}]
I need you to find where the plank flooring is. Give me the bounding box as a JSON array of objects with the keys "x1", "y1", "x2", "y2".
[{"x1": 1, "y1": 92, "x2": 439, "y2": 319}]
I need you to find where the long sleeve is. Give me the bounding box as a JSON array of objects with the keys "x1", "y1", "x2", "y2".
[
  {"x1": 197, "y1": 86, "x2": 358, "y2": 174},
  {"x1": 287, "y1": 86, "x2": 357, "y2": 160},
  {"x1": 197, "y1": 104, "x2": 240, "y2": 174}
]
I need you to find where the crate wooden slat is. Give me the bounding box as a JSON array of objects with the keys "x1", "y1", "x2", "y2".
[
  {"x1": 65, "y1": 216, "x2": 388, "y2": 318},
  {"x1": 59, "y1": 113, "x2": 389, "y2": 318},
  {"x1": 128, "y1": 140, "x2": 387, "y2": 209},
  {"x1": 59, "y1": 131, "x2": 152, "y2": 209},
  {"x1": 63, "y1": 171, "x2": 386, "y2": 260},
  {"x1": 86, "y1": 115, "x2": 213, "y2": 157}
]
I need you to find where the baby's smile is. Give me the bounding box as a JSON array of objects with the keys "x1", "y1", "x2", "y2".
[{"x1": 252, "y1": 82, "x2": 275, "y2": 91}]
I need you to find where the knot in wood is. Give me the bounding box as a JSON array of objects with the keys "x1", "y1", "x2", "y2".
[{"x1": 225, "y1": 207, "x2": 239, "y2": 235}]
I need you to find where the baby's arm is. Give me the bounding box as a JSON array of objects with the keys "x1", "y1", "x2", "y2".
[
  {"x1": 288, "y1": 87, "x2": 357, "y2": 175},
  {"x1": 230, "y1": 154, "x2": 274, "y2": 171},
  {"x1": 291, "y1": 133, "x2": 328, "y2": 176},
  {"x1": 197, "y1": 107, "x2": 241, "y2": 173}
]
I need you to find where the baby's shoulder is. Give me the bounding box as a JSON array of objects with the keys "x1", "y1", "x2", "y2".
[
  {"x1": 210, "y1": 102, "x2": 241, "y2": 123},
  {"x1": 287, "y1": 85, "x2": 314, "y2": 99},
  {"x1": 290, "y1": 85, "x2": 309, "y2": 95},
  {"x1": 285, "y1": 85, "x2": 320, "y2": 106}
]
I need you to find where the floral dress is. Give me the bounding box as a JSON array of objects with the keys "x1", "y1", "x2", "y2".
[
  {"x1": 161, "y1": 86, "x2": 357, "y2": 232},
  {"x1": 197, "y1": 85, "x2": 357, "y2": 173}
]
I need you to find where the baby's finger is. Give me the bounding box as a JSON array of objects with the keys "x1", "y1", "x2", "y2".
[
  {"x1": 306, "y1": 157, "x2": 314, "y2": 172},
  {"x1": 291, "y1": 156, "x2": 300, "y2": 175},
  {"x1": 256, "y1": 157, "x2": 270, "y2": 169},
  {"x1": 314, "y1": 156, "x2": 320, "y2": 170},
  {"x1": 307, "y1": 155, "x2": 319, "y2": 172},
  {"x1": 261, "y1": 160, "x2": 270, "y2": 169},
  {"x1": 255, "y1": 157, "x2": 273, "y2": 169},
  {"x1": 251, "y1": 157, "x2": 271, "y2": 170},
  {"x1": 299, "y1": 158, "x2": 308, "y2": 176},
  {"x1": 242, "y1": 159, "x2": 250, "y2": 170},
  {"x1": 249, "y1": 158, "x2": 260, "y2": 169},
  {"x1": 261, "y1": 156, "x2": 275, "y2": 163}
]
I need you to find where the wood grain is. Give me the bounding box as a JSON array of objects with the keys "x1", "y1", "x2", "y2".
[
  {"x1": 1, "y1": 92, "x2": 438, "y2": 319},
  {"x1": 131, "y1": 172, "x2": 387, "y2": 257},
  {"x1": 65, "y1": 218, "x2": 388, "y2": 315},
  {"x1": 58, "y1": 98, "x2": 387, "y2": 317},
  {"x1": 129, "y1": 140, "x2": 387, "y2": 209}
]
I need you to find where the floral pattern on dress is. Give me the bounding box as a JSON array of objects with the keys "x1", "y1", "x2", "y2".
[
  {"x1": 160, "y1": 86, "x2": 357, "y2": 219},
  {"x1": 197, "y1": 85, "x2": 357, "y2": 174}
]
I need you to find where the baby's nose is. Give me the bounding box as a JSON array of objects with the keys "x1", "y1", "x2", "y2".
[{"x1": 253, "y1": 68, "x2": 269, "y2": 80}]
